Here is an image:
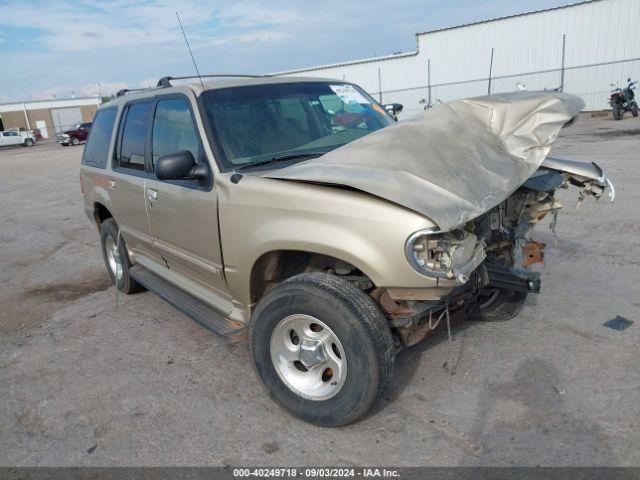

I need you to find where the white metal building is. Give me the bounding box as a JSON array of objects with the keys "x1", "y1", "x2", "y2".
[
  {"x1": 276, "y1": 0, "x2": 640, "y2": 116},
  {"x1": 0, "y1": 97, "x2": 101, "y2": 138}
]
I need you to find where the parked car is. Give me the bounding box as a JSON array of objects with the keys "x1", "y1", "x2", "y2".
[
  {"x1": 57, "y1": 122, "x2": 92, "y2": 146},
  {"x1": 80, "y1": 76, "x2": 613, "y2": 427},
  {"x1": 0, "y1": 129, "x2": 36, "y2": 147}
]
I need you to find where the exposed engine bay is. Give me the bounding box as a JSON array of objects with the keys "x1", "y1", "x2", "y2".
[{"x1": 379, "y1": 156, "x2": 614, "y2": 347}]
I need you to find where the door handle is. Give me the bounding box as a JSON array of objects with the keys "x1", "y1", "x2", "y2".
[
  {"x1": 108, "y1": 179, "x2": 116, "y2": 190},
  {"x1": 146, "y1": 188, "x2": 158, "y2": 201}
]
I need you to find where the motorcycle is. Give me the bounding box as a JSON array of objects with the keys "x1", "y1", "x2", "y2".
[{"x1": 609, "y1": 78, "x2": 638, "y2": 120}]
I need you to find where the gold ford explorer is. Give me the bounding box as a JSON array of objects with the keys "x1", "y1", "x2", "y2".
[{"x1": 80, "y1": 75, "x2": 613, "y2": 426}]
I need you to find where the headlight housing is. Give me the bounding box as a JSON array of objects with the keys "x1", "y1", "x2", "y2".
[{"x1": 405, "y1": 228, "x2": 486, "y2": 283}]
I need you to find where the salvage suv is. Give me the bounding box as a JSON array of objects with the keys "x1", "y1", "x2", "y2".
[{"x1": 80, "y1": 75, "x2": 613, "y2": 426}]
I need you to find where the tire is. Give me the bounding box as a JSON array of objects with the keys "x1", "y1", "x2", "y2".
[
  {"x1": 612, "y1": 105, "x2": 623, "y2": 120},
  {"x1": 249, "y1": 272, "x2": 395, "y2": 427},
  {"x1": 100, "y1": 218, "x2": 144, "y2": 294},
  {"x1": 24, "y1": 138, "x2": 34, "y2": 147},
  {"x1": 474, "y1": 288, "x2": 527, "y2": 322},
  {"x1": 632, "y1": 105, "x2": 638, "y2": 117},
  {"x1": 71, "y1": 137, "x2": 80, "y2": 146}
]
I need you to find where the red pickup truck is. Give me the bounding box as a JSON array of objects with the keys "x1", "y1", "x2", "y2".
[{"x1": 56, "y1": 122, "x2": 92, "y2": 146}]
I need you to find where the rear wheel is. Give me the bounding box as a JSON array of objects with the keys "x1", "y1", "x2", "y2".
[
  {"x1": 612, "y1": 105, "x2": 623, "y2": 120},
  {"x1": 632, "y1": 104, "x2": 638, "y2": 117},
  {"x1": 474, "y1": 287, "x2": 527, "y2": 322},
  {"x1": 24, "y1": 138, "x2": 34, "y2": 147},
  {"x1": 249, "y1": 272, "x2": 395, "y2": 427},
  {"x1": 100, "y1": 218, "x2": 144, "y2": 294}
]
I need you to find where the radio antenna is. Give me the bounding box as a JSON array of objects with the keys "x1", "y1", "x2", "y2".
[{"x1": 176, "y1": 11, "x2": 205, "y2": 89}]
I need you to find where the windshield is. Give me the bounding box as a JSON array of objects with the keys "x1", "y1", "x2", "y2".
[{"x1": 201, "y1": 81, "x2": 394, "y2": 170}]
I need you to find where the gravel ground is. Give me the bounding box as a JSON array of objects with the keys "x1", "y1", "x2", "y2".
[{"x1": 0, "y1": 115, "x2": 638, "y2": 467}]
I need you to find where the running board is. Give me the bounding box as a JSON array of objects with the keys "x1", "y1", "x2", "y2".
[{"x1": 129, "y1": 265, "x2": 247, "y2": 342}]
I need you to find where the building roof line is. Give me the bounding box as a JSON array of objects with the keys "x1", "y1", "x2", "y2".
[
  {"x1": 415, "y1": 0, "x2": 601, "y2": 36},
  {"x1": 0, "y1": 96, "x2": 101, "y2": 108},
  {"x1": 271, "y1": 50, "x2": 418, "y2": 76}
]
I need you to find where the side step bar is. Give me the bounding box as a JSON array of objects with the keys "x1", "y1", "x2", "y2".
[
  {"x1": 129, "y1": 265, "x2": 247, "y2": 342},
  {"x1": 485, "y1": 263, "x2": 541, "y2": 294}
]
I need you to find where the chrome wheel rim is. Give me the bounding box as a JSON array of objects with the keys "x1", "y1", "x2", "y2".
[
  {"x1": 270, "y1": 314, "x2": 347, "y2": 401},
  {"x1": 104, "y1": 236, "x2": 122, "y2": 281}
]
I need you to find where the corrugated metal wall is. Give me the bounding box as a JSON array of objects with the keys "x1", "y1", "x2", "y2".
[{"x1": 278, "y1": 0, "x2": 640, "y2": 116}]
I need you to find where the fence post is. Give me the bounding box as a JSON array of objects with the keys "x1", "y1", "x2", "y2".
[
  {"x1": 427, "y1": 59, "x2": 432, "y2": 106},
  {"x1": 488, "y1": 47, "x2": 494, "y2": 95},
  {"x1": 560, "y1": 34, "x2": 566, "y2": 92}
]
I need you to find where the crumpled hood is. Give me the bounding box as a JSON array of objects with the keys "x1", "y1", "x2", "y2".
[{"x1": 262, "y1": 91, "x2": 585, "y2": 231}]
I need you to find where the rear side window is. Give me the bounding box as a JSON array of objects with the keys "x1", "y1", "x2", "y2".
[
  {"x1": 115, "y1": 102, "x2": 151, "y2": 171},
  {"x1": 151, "y1": 98, "x2": 201, "y2": 167},
  {"x1": 82, "y1": 107, "x2": 116, "y2": 168}
]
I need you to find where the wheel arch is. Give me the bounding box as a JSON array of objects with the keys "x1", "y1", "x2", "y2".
[
  {"x1": 93, "y1": 202, "x2": 113, "y2": 229},
  {"x1": 249, "y1": 249, "x2": 373, "y2": 305}
]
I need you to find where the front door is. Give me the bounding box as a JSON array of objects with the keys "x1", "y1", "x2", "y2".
[{"x1": 143, "y1": 95, "x2": 231, "y2": 309}]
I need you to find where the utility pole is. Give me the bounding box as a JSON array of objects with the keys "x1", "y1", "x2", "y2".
[
  {"x1": 377, "y1": 67, "x2": 382, "y2": 103},
  {"x1": 22, "y1": 103, "x2": 31, "y2": 131}
]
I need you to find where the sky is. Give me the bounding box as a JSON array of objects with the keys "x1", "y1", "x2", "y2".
[{"x1": 0, "y1": 0, "x2": 578, "y2": 103}]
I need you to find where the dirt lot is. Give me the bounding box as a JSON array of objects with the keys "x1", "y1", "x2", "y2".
[{"x1": 1, "y1": 116, "x2": 639, "y2": 467}]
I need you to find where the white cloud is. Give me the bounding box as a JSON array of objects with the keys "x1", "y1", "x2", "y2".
[
  {"x1": 138, "y1": 78, "x2": 158, "y2": 89},
  {"x1": 0, "y1": 0, "x2": 297, "y2": 52}
]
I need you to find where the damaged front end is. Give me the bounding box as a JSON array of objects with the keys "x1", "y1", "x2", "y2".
[
  {"x1": 262, "y1": 90, "x2": 614, "y2": 348},
  {"x1": 388, "y1": 158, "x2": 614, "y2": 347}
]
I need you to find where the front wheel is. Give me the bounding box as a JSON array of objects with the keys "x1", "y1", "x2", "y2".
[
  {"x1": 474, "y1": 288, "x2": 527, "y2": 322},
  {"x1": 249, "y1": 272, "x2": 395, "y2": 427},
  {"x1": 24, "y1": 138, "x2": 34, "y2": 147},
  {"x1": 631, "y1": 104, "x2": 638, "y2": 117},
  {"x1": 71, "y1": 137, "x2": 80, "y2": 146}
]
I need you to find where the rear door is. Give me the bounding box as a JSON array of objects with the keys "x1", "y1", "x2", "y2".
[
  {"x1": 108, "y1": 100, "x2": 157, "y2": 265},
  {"x1": 143, "y1": 95, "x2": 231, "y2": 308}
]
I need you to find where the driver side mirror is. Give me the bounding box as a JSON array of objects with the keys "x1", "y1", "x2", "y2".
[{"x1": 155, "y1": 150, "x2": 208, "y2": 182}]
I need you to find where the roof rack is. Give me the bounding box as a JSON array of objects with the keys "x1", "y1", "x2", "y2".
[
  {"x1": 115, "y1": 87, "x2": 155, "y2": 97},
  {"x1": 157, "y1": 74, "x2": 270, "y2": 88}
]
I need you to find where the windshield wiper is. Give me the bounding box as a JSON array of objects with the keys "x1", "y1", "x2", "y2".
[{"x1": 235, "y1": 152, "x2": 325, "y2": 171}]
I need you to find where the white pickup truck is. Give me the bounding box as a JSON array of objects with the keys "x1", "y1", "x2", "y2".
[{"x1": 0, "y1": 130, "x2": 36, "y2": 148}]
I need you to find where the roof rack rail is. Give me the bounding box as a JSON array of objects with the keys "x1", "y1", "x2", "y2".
[
  {"x1": 115, "y1": 87, "x2": 155, "y2": 97},
  {"x1": 157, "y1": 74, "x2": 270, "y2": 88}
]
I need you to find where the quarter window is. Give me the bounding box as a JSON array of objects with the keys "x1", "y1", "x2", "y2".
[
  {"x1": 82, "y1": 107, "x2": 116, "y2": 168},
  {"x1": 151, "y1": 98, "x2": 201, "y2": 167},
  {"x1": 116, "y1": 102, "x2": 150, "y2": 170}
]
